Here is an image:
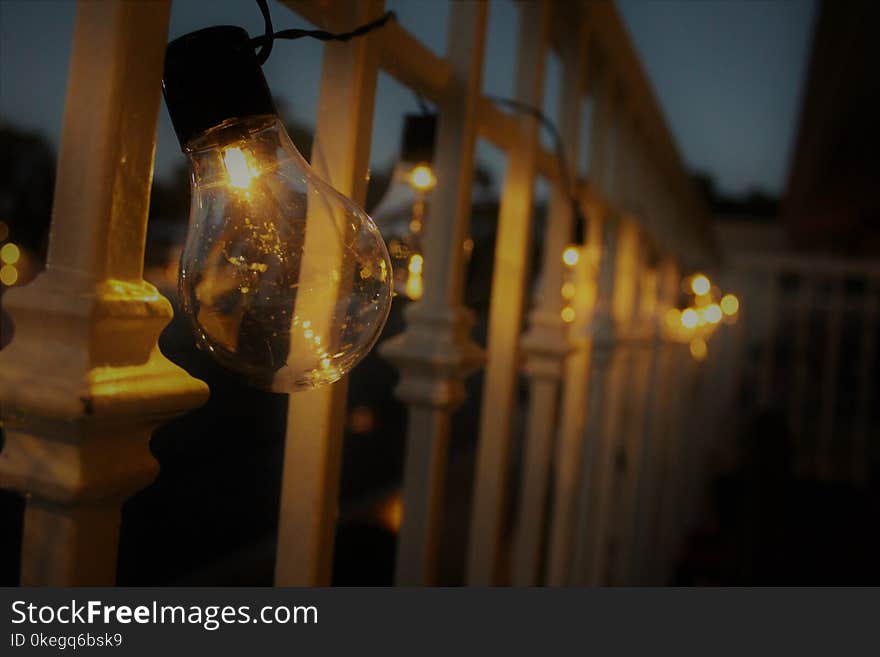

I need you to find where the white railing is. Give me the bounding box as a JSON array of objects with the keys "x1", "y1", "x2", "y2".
[{"x1": 0, "y1": 0, "x2": 721, "y2": 586}]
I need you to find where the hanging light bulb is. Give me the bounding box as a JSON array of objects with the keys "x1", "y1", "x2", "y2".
[
  {"x1": 690, "y1": 273, "x2": 711, "y2": 296},
  {"x1": 721, "y1": 293, "x2": 739, "y2": 316},
  {"x1": 162, "y1": 27, "x2": 392, "y2": 392},
  {"x1": 371, "y1": 113, "x2": 440, "y2": 300},
  {"x1": 561, "y1": 246, "x2": 580, "y2": 268}
]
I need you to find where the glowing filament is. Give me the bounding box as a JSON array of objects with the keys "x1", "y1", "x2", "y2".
[
  {"x1": 223, "y1": 147, "x2": 258, "y2": 190},
  {"x1": 408, "y1": 254, "x2": 423, "y2": 275},
  {"x1": 409, "y1": 164, "x2": 436, "y2": 192}
]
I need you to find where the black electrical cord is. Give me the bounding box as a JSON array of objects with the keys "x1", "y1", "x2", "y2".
[
  {"x1": 486, "y1": 95, "x2": 586, "y2": 243},
  {"x1": 252, "y1": 0, "x2": 396, "y2": 65}
]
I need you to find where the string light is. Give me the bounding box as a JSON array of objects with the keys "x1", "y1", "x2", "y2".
[
  {"x1": 721, "y1": 293, "x2": 739, "y2": 316},
  {"x1": 704, "y1": 303, "x2": 722, "y2": 324},
  {"x1": 562, "y1": 246, "x2": 580, "y2": 268},
  {"x1": 0, "y1": 242, "x2": 20, "y2": 265},
  {"x1": 409, "y1": 164, "x2": 436, "y2": 192},
  {"x1": 0, "y1": 264, "x2": 17, "y2": 286},
  {"x1": 690, "y1": 337, "x2": 708, "y2": 362},
  {"x1": 561, "y1": 306, "x2": 576, "y2": 323},
  {"x1": 371, "y1": 113, "x2": 438, "y2": 301},
  {"x1": 162, "y1": 16, "x2": 395, "y2": 392},
  {"x1": 681, "y1": 308, "x2": 699, "y2": 329},
  {"x1": 691, "y1": 273, "x2": 710, "y2": 296}
]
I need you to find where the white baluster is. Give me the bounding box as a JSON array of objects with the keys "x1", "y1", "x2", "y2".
[
  {"x1": 466, "y1": 0, "x2": 552, "y2": 587},
  {"x1": 380, "y1": 0, "x2": 487, "y2": 585}
]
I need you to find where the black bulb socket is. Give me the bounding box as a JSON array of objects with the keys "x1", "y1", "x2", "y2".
[
  {"x1": 162, "y1": 26, "x2": 278, "y2": 150},
  {"x1": 401, "y1": 113, "x2": 437, "y2": 165}
]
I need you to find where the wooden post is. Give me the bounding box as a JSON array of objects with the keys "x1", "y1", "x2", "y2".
[
  {"x1": 610, "y1": 251, "x2": 664, "y2": 586},
  {"x1": 513, "y1": 11, "x2": 587, "y2": 587},
  {"x1": 630, "y1": 258, "x2": 681, "y2": 584},
  {"x1": 544, "y1": 202, "x2": 601, "y2": 586},
  {"x1": 380, "y1": 0, "x2": 487, "y2": 585},
  {"x1": 275, "y1": 0, "x2": 382, "y2": 586},
  {"x1": 0, "y1": 0, "x2": 208, "y2": 585},
  {"x1": 466, "y1": 0, "x2": 552, "y2": 587}
]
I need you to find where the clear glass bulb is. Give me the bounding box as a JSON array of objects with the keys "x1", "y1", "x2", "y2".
[
  {"x1": 370, "y1": 161, "x2": 433, "y2": 301},
  {"x1": 179, "y1": 115, "x2": 392, "y2": 392}
]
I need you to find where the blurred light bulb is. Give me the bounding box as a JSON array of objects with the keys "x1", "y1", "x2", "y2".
[
  {"x1": 690, "y1": 337, "x2": 708, "y2": 362},
  {"x1": 0, "y1": 264, "x2": 17, "y2": 286},
  {"x1": 704, "y1": 303, "x2": 722, "y2": 324},
  {"x1": 561, "y1": 281, "x2": 576, "y2": 300},
  {"x1": 409, "y1": 164, "x2": 436, "y2": 192},
  {"x1": 371, "y1": 114, "x2": 438, "y2": 301},
  {"x1": 721, "y1": 294, "x2": 739, "y2": 316},
  {"x1": 681, "y1": 308, "x2": 699, "y2": 329},
  {"x1": 561, "y1": 306, "x2": 576, "y2": 323},
  {"x1": 0, "y1": 242, "x2": 20, "y2": 265},
  {"x1": 408, "y1": 253, "x2": 424, "y2": 275},
  {"x1": 562, "y1": 246, "x2": 580, "y2": 268},
  {"x1": 691, "y1": 274, "x2": 710, "y2": 296},
  {"x1": 163, "y1": 27, "x2": 392, "y2": 392}
]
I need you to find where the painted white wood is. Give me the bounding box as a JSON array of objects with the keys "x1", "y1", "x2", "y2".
[
  {"x1": 0, "y1": 0, "x2": 208, "y2": 585},
  {"x1": 545, "y1": 206, "x2": 601, "y2": 586},
  {"x1": 380, "y1": 0, "x2": 488, "y2": 586},
  {"x1": 514, "y1": 14, "x2": 588, "y2": 587},
  {"x1": 275, "y1": 0, "x2": 383, "y2": 586},
  {"x1": 466, "y1": 0, "x2": 552, "y2": 587}
]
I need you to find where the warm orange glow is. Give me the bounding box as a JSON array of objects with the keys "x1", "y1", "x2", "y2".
[
  {"x1": 0, "y1": 264, "x2": 18, "y2": 286},
  {"x1": 721, "y1": 294, "x2": 739, "y2": 316},
  {"x1": 681, "y1": 308, "x2": 699, "y2": 329},
  {"x1": 561, "y1": 306, "x2": 576, "y2": 323},
  {"x1": 664, "y1": 308, "x2": 682, "y2": 333},
  {"x1": 0, "y1": 242, "x2": 20, "y2": 265},
  {"x1": 562, "y1": 246, "x2": 580, "y2": 268},
  {"x1": 704, "y1": 303, "x2": 723, "y2": 324},
  {"x1": 690, "y1": 337, "x2": 708, "y2": 362},
  {"x1": 405, "y1": 253, "x2": 424, "y2": 300},
  {"x1": 223, "y1": 146, "x2": 257, "y2": 190},
  {"x1": 380, "y1": 495, "x2": 403, "y2": 532},
  {"x1": 348, "y1": 405, "x2": 375, "y2": 434},
  {"x1": 408, "y1": 253, "x2": 423, "y2": 274},
  {"x1": 691, "y1": 274, "x2": 711, "y2": 296},
  {"x1": 409, "y1": 164, "x2": 436, "y2": 192},
  {"x1": 561, "y1": 281, "x2": 576, "y2": 300}
]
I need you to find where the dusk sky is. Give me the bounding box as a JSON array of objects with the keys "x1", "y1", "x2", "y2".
[{"x1": 0, "y1": 0, "x2": 817, "y2": 198}]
